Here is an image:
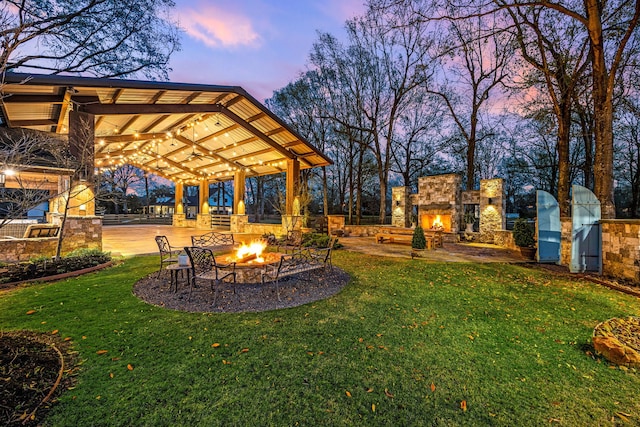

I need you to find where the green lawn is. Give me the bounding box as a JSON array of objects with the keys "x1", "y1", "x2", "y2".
[{"x1": 1, "y1": 252, "x2": 639, "y2": 426}]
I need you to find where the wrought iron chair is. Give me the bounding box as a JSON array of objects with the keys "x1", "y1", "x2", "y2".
[
  {"x1": 154, "y1": 235, "x2": 180, "y2": 278},
  {"x1": 277, "y1": 230, "x2": 303, "y2": 254},
  {"x1": 184, "y1": 246, "x2": 236, "y2": 303}
]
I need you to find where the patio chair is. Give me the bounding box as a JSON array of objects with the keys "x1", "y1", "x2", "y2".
[
  {"x1": 155, "y1": 235, "x2": 181, "y2": 278},
  {"x1": 277, "y1": 230, "x2": 303, "y2": 254},
  {"x1": 184, "y1": 246, "x2": 236, "y2": 303},
  {"x1": 310, "y1": 235, "x2": 337, "y2": 270}
]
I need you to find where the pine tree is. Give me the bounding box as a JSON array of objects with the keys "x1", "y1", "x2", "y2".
[{"x1": 412, "y1": 225, "x2": 427, "y2": 249}]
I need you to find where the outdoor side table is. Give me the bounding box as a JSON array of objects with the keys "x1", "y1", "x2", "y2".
[{"x1": 166, "y1": 263, "x2": 191, "y2": 292}]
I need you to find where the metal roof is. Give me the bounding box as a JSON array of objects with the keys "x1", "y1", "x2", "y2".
[{"x1": 1, "y1": 73, "x2": 331, "y2": 184}]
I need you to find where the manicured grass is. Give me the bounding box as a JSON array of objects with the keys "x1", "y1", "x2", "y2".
[{"x1": 1, "y1": 252, "x2": 639, "y2": 426}]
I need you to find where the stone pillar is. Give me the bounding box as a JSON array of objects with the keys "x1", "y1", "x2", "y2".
[
  {"x1": 327, "y1": 215, "x2": 346, "y2": 236},
  {"x1": 282, "y1": 215, "x2": 302, "y2": 234},
  {"x1": 233, "y1": 170, "x2": 246, "y2": 214},
  {"x1": 230, "y1": 214, "x2": 248, "y2": 233},
  {"x1": 392, "y1": 186, "x2": 411, "y2": 227},
  {"x1": 285, "y1": 159, "x2": 300, "y2": 215},
  {"x1": 560, "y1": 217, "x2": 572, "y2": 267},
  {"x1": 479, "y1": 178, "x2": 505, "y2": 243}
]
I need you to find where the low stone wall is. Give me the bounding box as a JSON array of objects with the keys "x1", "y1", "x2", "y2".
[
  {"x1": 0, "y1": 216, "x2": 102, "y2": 262},
  {"x1": 494, "y1": 230, "x2": 517, "y2": 250},
  {"x1": 601, "y1": 220, "x2": 640, "y2": 283}
]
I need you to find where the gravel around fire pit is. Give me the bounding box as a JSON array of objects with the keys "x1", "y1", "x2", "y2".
[{"x1": 133, "y1": 267, "x2": 350, "y2": 313}]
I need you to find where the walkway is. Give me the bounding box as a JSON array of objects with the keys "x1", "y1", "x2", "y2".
[{"x1": 102, "y1": 225, "x2": 525, "y2": 262}]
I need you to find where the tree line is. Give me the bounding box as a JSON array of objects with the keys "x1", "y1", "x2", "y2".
[{"x1": 265, "y1": 0, "x2": 640, "y2": 223}]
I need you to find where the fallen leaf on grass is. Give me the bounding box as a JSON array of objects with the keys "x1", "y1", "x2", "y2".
[
  {"x1": 127, "y1": 364, "x2": 134, "y2": 371},
  {"x1": 240, "y1": 348, "x2": 249, "y2": 353},
  {"x1": 51, "y1": 329, "x2": 58, "y2": 335},
  {"x1": 460, "y1": 400, "x2": 467, "y2": 412},
  {"x1": 366, "y1": 388, "x2": 374, "y2": 393},
  {"x1": 64, "y1": 337, "x2": 72, "y2": 341},
  {"x1": 384, "y1": 388, "x2": 394, "y2": 398},
  {"x1": 96, "y1": 350, "x2": 108, "y2": 355},
  {"x1": 211, "y1": 343, "x2": 220, "y2": 348},
  {"x1": 616, "y1": 412, "x2": 632, "y2": 422},
  {"x1": 430, "y1": 383, "x2": 436, "y2": 392},
  {"x1": 109, "y1": 373, "x2": 114, "y2": 379},
  {"x1": 372, "y1": 403, "x2": 376, "y2": 412},
  {"x1": 26, "y1": 310, "x2": 36, "y2": 315},
  {"x1": 345, "y1": 391, "x2": 352, "y2": 398}
]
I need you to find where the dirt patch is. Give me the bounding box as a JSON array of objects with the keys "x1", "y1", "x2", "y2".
[
  {"x1": 133, "y1": 267, "x2": 351, "y2": 313},
  {"x1": 0, "y1": 331, "x2": 78, "y2": 426}
]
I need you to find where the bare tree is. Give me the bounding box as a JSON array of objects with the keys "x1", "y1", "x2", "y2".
[
  {"x1": 0, "y1": 128, "x2": 70, "y2": 228},
  {"x1": 428, "y1": 12, "x2": 514, "y2": 190},
  {"x1": 0, "y1": 0, "x2": 180, "y2": 80}
]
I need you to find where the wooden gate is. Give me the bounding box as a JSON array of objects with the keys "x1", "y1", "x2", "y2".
[
  {"x1": 536, "y1": 190, "x2": 560, "y2": 263},
  {"x1": 571, "y1": 185, "x2": 601, "y2": 273}
]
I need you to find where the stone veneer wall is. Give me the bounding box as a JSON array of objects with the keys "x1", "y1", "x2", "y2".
[
  {"x1": 600, "y1": 220, "x2": 640, "y2": 282},
  {"x1": 0, "y1": 215, "x2": 102, "y2": 263}
]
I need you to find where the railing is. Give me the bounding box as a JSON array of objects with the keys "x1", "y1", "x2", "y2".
[
  {"x1": 210, "y1": 214, "x2": 231, "y2": 228},
  {"x1": 101, "y1": 214, "x2": 173, "y2": 226},
  {"x1": 0, "y1": 219, "x2": 39, "y2": 238}
]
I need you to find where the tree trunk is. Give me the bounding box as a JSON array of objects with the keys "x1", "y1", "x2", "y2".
[
  {"x1": 556, "y1": 104, "x2": 572, "y2": 217},
  {"x1": 587, "y1": 0, "x2": 616, "y2": 218}
]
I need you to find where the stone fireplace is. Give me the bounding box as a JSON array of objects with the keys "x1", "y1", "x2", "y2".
[{"x1": 393, "y1": 173, "x2": 505, "y2": 243}]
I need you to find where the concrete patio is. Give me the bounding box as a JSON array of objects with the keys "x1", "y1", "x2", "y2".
[{"x1": 102, "y1": 225, "x2": 526, "y2": 263}]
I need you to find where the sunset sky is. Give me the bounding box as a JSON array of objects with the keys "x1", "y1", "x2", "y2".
[{"x1": 169, "y1": 0, "x2": 367, "y2": 102}]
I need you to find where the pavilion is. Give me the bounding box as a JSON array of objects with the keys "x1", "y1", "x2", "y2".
[{"x1": 0, "y1": 72, "x2": 331, "y2": 233}]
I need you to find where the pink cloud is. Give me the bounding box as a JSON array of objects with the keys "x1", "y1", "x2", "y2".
[{"x1": 178, "y1": 5, "x2": 261, "y2": 49}]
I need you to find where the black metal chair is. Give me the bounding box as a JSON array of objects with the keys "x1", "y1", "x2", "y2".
[
  {"x1": 154, "y1": 235, "x2": 180, "y2": 278},
  {"x1": 184, "y1": 246, "x2": 236, "y2": 303},
  {"x1": 277, "y1": 230, "x2": 303, "y2": 254}
]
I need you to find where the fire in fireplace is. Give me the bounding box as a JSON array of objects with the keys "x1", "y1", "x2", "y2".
[{"x1": 420, "y1": 214, "x2": 452, "y2": 232}]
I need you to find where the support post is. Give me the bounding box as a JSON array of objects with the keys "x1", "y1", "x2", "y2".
[
  {"x1": 285, "y1": 158, "x2": 300, "y2": 215},
  {"x1": 233, "y1": 170, "x2": 246, "y2": 214},
  {"x1": 68, "y1": 111, "x2": 95, "y2": 216}
]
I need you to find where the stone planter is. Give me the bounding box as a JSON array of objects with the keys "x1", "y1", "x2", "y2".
[{"x1": 518, "y1": 246, "x2": 536, "y2": 260}]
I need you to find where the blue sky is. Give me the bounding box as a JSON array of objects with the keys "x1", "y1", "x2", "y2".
[{"x1": 169, "y1": 0, "x2": 366, "y2": 102}]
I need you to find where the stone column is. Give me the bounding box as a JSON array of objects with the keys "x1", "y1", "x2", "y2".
[
  {"x1": 327, "y1": 215, "x2": 346, "y2": 236},
  {"x1": 391, "y1": 186, "x2": 410, "y2": 227},
  {"x1": 479, "y1": 178, "x2": 505, "y2": 243},
  {"x1": 230, "y1": 214, "x2": 248, "y2": 233},
  {"x1": 560, "y1": 217, "x2": 572, "y2": 267}
]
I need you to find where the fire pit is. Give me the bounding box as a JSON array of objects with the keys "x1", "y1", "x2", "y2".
[{"x1": 217, "y1": 240, "x2": 282, "y2": 283}]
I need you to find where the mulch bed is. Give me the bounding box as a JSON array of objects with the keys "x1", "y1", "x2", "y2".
[
  {"x1": 0, "y1": 331, "x2": 78, "y2": 426},
  {"x1": 133, "y1": 267, "x2": 351, "y2": 313}
]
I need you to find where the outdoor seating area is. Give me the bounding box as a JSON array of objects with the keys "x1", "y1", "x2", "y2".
[{"x1": 152, "y1": 229, "x2": 338, "y2": 308}]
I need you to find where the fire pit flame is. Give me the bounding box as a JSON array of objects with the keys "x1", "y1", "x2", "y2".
[{"x1": 232, "y1": 240, "x2": 267, "y2": 264}]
